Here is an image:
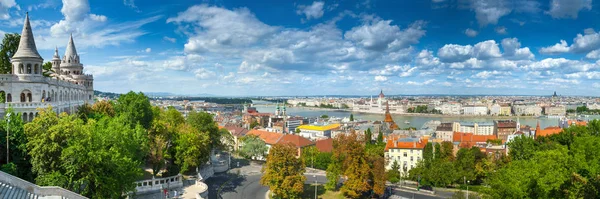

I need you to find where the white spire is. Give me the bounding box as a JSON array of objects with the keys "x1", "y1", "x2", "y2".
[
  {"x1": 13, "y1": 12, "x2": 42, "y2": 59},
  {"x1": 64, "y1": 33, "x2": 79, "y2": 61},
  {"x1": 52, "y1": 47, "x2": 60, "y2": 60}
]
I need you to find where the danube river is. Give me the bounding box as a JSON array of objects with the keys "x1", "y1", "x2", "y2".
[{"x1": 252, "y1": 104, "x2": 594, "y2": 129}]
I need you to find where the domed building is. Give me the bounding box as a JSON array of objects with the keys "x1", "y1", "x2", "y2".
[{"x1": 1, "y1": 13, "x2": 94, "y2": 121}]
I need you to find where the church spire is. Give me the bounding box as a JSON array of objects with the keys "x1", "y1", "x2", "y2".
[
  {"x1": 13, "y1": 12, "x2": 42, "y2": 59},
  {"x1": 52, "y1": 47, "x2": 60, "y2": 60}
]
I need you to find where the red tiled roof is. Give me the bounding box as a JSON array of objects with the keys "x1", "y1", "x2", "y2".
[
  {"x1": 247, "y1": 130, "x2": 284, "y2": 145},
  {"x1": 278, "y1": 134, "x2": 314, "y2": 148},
  {"x1": 315, "y1": 138, "x2": 333, "y2": 153},
  {"x1": 384, "y1": 138, "x2": 428, "y2": 151},
  {"x1": 225, "y1": 126, "x2": 249, "y2": 137},
  {"x1": 536, "y1": 126, "x2": 563, "y2": 138},
  {"x1": 452, "y1": 132, "x2": 497, "y2": 148}
]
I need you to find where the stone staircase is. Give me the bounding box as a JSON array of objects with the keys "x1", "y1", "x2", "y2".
[
  {"x1": 0, "y1": 171, "x2": 87, "y2": 199},
  {"x1": 0, "y1": 181, "x2": 40, "y2": 199}
]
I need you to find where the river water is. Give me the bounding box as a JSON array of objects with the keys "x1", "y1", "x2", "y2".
[{"x1": 253, "y1": 104, "x2": 598, "y2": 129}]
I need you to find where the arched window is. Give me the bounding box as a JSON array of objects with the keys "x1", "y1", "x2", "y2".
[
  {"x1": 27, "y1": 93, "x2": 32, "y2": 102},
  {"x1": 42, "y1": 90, "x2": 46, "y2": 102},
  {"x1": 27, "y1": 64, "x2": 32, "y2": 74},
  {"x1": 29, "y1": 112, "x2": 33, "y2": 122},
  {"x1": 7, "y1": 94, "x2": 11, "y2": 102},
  {"x1": 34, "y1": 64, "x2": 38, "y2": 74},
  {"x1": 18, "y1": 64, "x2": 23, "y2": 74},
  {"x1": 0, "y1": 91, "x2": 4, "y2": 103},
  {"x1": 20, "y1": 93, "x2": 25, "y2": 102},
  {"x1": 22, "y1": 113, "x2": 27, "y2": 121}
]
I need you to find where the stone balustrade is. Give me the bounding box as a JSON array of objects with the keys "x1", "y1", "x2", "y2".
[
  {"x1": 0, "y1": 171, "x2": 87, "y2": 199},
  {"x1": 196, "y1": 182, "x2": 209, "y2": 199},
  {"x1": 133, "y1": 174, "x2": 184, "y2": 195}
]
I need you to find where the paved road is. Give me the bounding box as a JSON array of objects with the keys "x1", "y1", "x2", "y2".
[{"x1": 391, "y1": 188, "x2": 444, "y2": 199}]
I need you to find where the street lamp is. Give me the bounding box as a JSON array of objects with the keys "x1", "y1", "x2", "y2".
[
  {"x1": 5, "y1": 112, "x2": 10, "y2": 164},
  {"x1": 466, "y1": 180, "x2": 470, "y2": 199},
  {"x1": 314, "y1": 174, "x2": 317, "y2": 199}
]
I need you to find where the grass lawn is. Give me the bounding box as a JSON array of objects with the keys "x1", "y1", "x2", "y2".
[{"x1": 302, "y1": 184, "x2": 346, "y2": 199}]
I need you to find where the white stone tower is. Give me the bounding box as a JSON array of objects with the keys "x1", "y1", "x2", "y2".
[
  {"x1": 11, "y1": 12, "x2": 43, "y2": 78},
  {"x1": 50, "y1": 47, "x2": 61, "y2": 77}
]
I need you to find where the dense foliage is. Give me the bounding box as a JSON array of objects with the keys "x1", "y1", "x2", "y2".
[
  {"x1": 0, "y1": 33, "x2": 19, "y2": 74},
  {"x1": 325, "y1": 130, "x2": 386, "y2": 198},
  {"x1": 0, "y1": 91, "x2": 229, "y2": 198},
  {"x1": 239, "y1": 135, "x2": 268, "y2": 160},
  {"x1": 261, "y1": 143, "x2": 306, "y2": 199}
]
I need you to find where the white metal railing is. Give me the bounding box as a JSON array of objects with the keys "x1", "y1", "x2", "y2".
[
  {"x1": 133, "y1": 174, "x2": 184, "y2": 194},
  {"x1": 0, "y1": 170, "x2": 87, "y2": 199}
]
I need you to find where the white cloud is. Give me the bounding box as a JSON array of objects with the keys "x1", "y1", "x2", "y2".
[
  {"x1": 495, "y1": 26, "x2": 507, "y2": 34},
  {"x1": 438, "y1": 40, "x2": 501, "y2": 62},
  {"x1": 539, "y1": 40, "x2": 570, "y2": 54},
  {"x1": 593, "y1": 83, "x2": 600, "y2": 88},
  {"x1": 145, "y1": 48, "x2": 151, "y2": 53},
  {"x1": 123, "y1": 0, "x2": 137, "y2": 9},
  {"x1": 468, "y1": 0, "x2": 511, "y2": 26},
  {"x1": 163, "y1": 54, "x2": 204, "y2": 70},
  {"x1": 194, "y1": 68, "x2": 216, "y2": 79},
  {"x1": 586, "y1": 49, "x2": 600, "y2": 59},
  {"x1": 296, "y1": 1, "x2": 325, "y2": 20},
  {"x1": 546, "y1": 0, "x2": 592, "y2": 19},
  {"x1": 28, "y1": 0, "x2": 55, "y2": 11},
  {"x1": 344, "y1": 19, "x2": 426, "y2": 51},
  {"x1": 472, "y1": 70, "x2": 512, "y2": 79},
  {"x1": 167, "y1": 5, "x2": 278, "y2": 54},
  {"x1": 238, "y1": 61, "x2": 261, "y2": 73},
  {"x1": 570, "y1": 29, "x2": 600, "y2": 53},
  {"x1": 374, "y1": 75, "x2": 387, "y2": 82},
  {"x1": 163, "y1": 36, "x2": 176, "y2": 43},
  {"x1": 0, "y1": 0, "x2": 17, "y2": 20},
  {"x1": 501, "y1": 38, "x2": 534, "y2": 60},
  {"x1": 464, "y1": 28, "x2": 478, "y2": 37}
]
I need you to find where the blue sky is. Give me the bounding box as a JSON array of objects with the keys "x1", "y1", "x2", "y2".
[{"x1": 1, "y1": 0, "x2": 599, "y2": 96}]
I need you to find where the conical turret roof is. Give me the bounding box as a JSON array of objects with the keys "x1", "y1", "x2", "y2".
[
  {"x1": 52, "y1": 47, "x2": 61, "y2": 61},
  {"x1": 13, "y1": 13, "x2": 42, "y2": 59},
  {"x1": 64, "y1": 34, "x2": 78, "y2": 60}
]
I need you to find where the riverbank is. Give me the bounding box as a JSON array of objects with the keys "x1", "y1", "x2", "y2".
[{"x1": 254, "y1": 105, "x2": 538, "y2": 119}]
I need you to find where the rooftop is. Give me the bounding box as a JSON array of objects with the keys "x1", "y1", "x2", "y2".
[{"x1": 297, "y1": 123, "x2": 341, "y2": 131}]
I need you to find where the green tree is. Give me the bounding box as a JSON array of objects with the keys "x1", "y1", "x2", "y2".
[
  {"x1": 349, "y1": 114, "x2": 354, "y2": 121},
  {"x1": 186, "y1": 111, "x2": 221, "y2": 152},
  {"x1": 92, "y1": 100, "x2": 116, "y2": 117},
  {"x1": 42, "y1": 62, "x2": 53, "y2": 77},
  {"x1": 507, "y1": 135, "x2": 537, "y2": 161},
  {"x1": 423, "y1": 142, "x2": 433, "y2": 167},
  {"x1": 174, "y1": 123, "x2": 210, "y2": 173},
  {"x1": 441, "y1": 141, "x2": 455, "y2": 161},
  {"x1": 325, "y1": 160, "x2": 342, "y2": 191},
  {"x1": 0, "y1": 107, "x2": 30, "y2": 180},
  {"x1": 320, "y1": 114, "x2": 329, "y2": 119},
  {"x1": 387, "y1": 160, "x2": 401, "y2": 183},
  {"x1": 364, "y1": 128, "x2": 372, "y2": 145},
  {"x1": 434, "y1": 143, "x2": 442, "y2": 160},
  {"x1": 0, "y1": 33, "x2": 20, "y2": 74},
  {"x1": 377, "y1": 130, "x2": 383, "y2": 144},
  {"x1": 261, "y1": 143, "x2": 306, "y2": 199},
  {"x1": 239, "y1": 135, "x2": 268, "y2": 160},
  {"x1": 249, "y1": 120, "x2": 259, "y2": 129},
  {"x1": 115, "y1": 91, "x2": 154, "y2": 129}
]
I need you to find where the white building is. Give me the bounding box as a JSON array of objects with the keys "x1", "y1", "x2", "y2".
[
  {"x1": 384, "y1": 138, "x2": 427, "y2": 176},
  {"x1": 453, "y1": 122, "x2": 494, "y2": 135},
  {"x1": 490, "y1": 104, "x2": 501, "y2": 116},
  {"x1": 352, "y1": 90, "x2": 404, "y2": 114},
  {"x1": 0, "y1": 14, "x2": 93, "y2": 120},
  {"x1": 513, "y1": 104, "x2": 542, "y2": 116},
  {"x1": 462, "y1": 105, "x2": 488, "y2": 115},
  {"x1": 435, "y1": 103, "x2": 462, "y2": 115}
]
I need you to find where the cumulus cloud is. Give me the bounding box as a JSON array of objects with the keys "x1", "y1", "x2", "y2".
[
  {"x1": 374, "y1": 75, "x2": 388, "y2": 82},
  {"x1": 437, "y1": 40, "x2": 501, "y2": 62},
  {"x1": 0, "y1": 0, "x2": 17, "y2": 20},
  {"x1": 501, "y1": 38, "x2": 534, "y2": 60},
  {"x1": 194, "y1": 68, "x2": 216, "y2": 79},
  {"x1": 587, "y1": 50, "x2": 600, "y2": 59},
  {"x1": 464, "y1": 28, "x2": 478, "y2": 37},
  {"x1": 467, "y1": 0, "x2": 511, "y2": 26},
  {"x1": 546, "y1": 0, "x2": 592, "y2": 19},
  {"x1": 296, "y1": 1, "x2": 325, "y2": 20},
  {"x1": 344, "y1": 19, "x2": 426, "y2": 52},
  {"x1": 167, "y1": 5, "x2": 278, "y2": 54},
  {"x1": 472, "y1": 70, "x2": 512, "y2": 79},
  {"x1": 540, "y1": 29, "x2": 600, "y2": 54},
  {"x1": 539, "y1": 40, "x2": 570, "y2": 54}
]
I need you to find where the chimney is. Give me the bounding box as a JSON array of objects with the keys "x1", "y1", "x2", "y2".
[
  {"x1": 413, "y1": 142, "x2": 416, "y2": 148},
  {"x1": 394, "y1": 141, "x2": 397, "y2": 148}
]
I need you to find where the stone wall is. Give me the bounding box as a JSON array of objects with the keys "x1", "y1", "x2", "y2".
[{"x1": 0, "y1": 171, "x2": 87, "y2": 199}]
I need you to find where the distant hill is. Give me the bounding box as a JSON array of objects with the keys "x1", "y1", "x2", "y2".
[{"x1": 94, "y1": 90, "x2": 121, "y2": 99}]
